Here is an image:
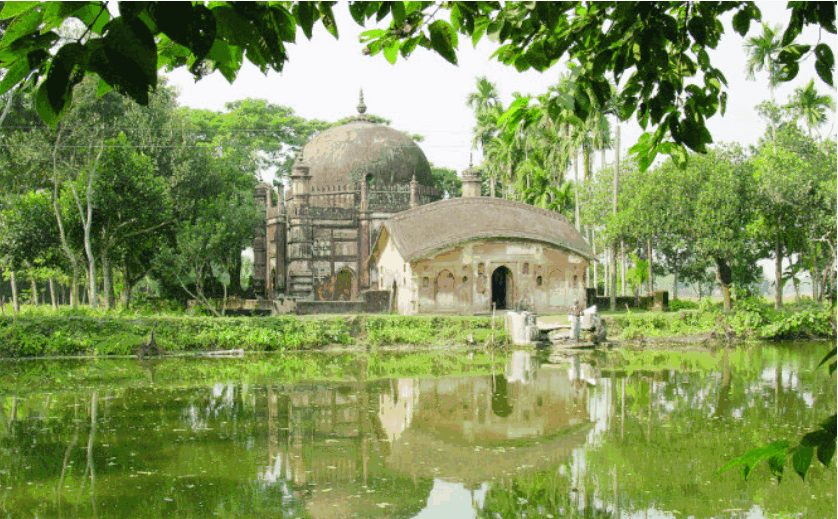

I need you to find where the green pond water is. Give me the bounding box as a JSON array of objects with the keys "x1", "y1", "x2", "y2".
[{"x1": 0, "y1": 343, "x2": 835, "y2": 519}]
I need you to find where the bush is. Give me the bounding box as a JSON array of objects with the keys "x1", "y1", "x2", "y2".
[
  {"x1": 669, "y1": 299, "x2": 699, "y2": 311},
  {"x1": 0, "y1": 313, "x2": 504, "y2": 358}
]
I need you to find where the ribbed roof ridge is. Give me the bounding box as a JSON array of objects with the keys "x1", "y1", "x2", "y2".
[{"x1": 383, "y1": 198, "x2": 594, "y2": 262}]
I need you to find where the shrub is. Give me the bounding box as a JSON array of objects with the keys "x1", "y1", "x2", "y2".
[{"x1": 669, "y1": 299, "x2": 699, "y2": 311}]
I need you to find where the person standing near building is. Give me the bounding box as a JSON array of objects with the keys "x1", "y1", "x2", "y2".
[{"x1": 571, "y1": 299, "x2": 584, "y2": 343}]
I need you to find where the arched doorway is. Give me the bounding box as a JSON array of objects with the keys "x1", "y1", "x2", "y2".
[
  {"x1": 335, "y1": 269, "x2": 354, "y2": 301},
  {"x1": 435, "y1": 270, "x2": 456, "y2": 310},
  {"x1": 491, "y1": 266, "x2": 513, "y2": 310}
]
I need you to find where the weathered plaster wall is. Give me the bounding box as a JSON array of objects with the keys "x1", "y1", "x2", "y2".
[
  {"x1": 376, "y1": 235, "x2": 416, "y2": 315},
  {"x1": 377, "y1": 238, "x2": 588, "y2": 315}
]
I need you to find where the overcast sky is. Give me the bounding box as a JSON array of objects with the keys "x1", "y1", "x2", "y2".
[{"x1": 166, "y1": 2, "x2": 836, "y2": 183}]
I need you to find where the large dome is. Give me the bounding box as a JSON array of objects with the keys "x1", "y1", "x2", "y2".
[{"x1": 301, "y1": 118, "x2": 435, "y2": 190}]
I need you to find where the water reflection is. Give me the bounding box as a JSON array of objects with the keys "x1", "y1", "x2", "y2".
[{"x1": 0, "y1": 343, "x2": 835, "y2": 518}]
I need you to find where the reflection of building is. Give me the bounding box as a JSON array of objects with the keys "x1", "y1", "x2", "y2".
[
  {"x1": 259, "y1": 382, "x2": 432, "y2": 519},
  {"x1": 378, "y1": 366, "x2": 593, "y2": 486},
  {"x1": 254, "y1": 361, "x2": 598, "y2": 513}
]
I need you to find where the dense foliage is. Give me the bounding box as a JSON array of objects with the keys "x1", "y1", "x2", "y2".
[
  {"x1": 0, "y1": 312, "x2": 506, "y2": 357},
  {"x1": 0, "y1": 2, "x2": 834, "y2": 167}
]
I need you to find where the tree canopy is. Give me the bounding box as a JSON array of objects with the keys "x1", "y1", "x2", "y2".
[{"x1": 0, "y1": 1, "x2": 834, "y2": 165}]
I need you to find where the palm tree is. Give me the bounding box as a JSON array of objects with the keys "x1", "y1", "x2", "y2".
[
  {"x1": 744, "y1": 23, "x2": 787, "y2": 147},
  {"x1": 785, "y1": 79, "x2": 835, "y2": 140},
  {"x1": 466, "y1": 77, "x2": 501, "y2": 196}
]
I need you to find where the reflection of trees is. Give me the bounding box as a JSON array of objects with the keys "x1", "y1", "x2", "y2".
[{"x1": 1, "y1": 346, "x2": 834, "y2": 519}]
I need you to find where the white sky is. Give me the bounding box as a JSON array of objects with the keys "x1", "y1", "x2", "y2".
[{"x1": 165, "y1": 2, "x2": 836, "y2": 184}]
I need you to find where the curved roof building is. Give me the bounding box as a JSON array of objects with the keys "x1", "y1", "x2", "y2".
[{"x1": 381, "y1": 197, "x2": 595, "y2": 263}]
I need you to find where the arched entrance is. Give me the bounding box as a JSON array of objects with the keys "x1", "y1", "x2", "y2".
[
  {"x1": 491, "y1": 266, "x2": 513, "y2": 310},
  {"x1": 435, "y1": 270, "x2": 456, "y2": 310},
  {"x1": 335, "y1": 269, "x2": 354, "y2": 301}
]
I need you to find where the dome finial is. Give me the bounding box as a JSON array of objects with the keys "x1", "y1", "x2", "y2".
[
  {"x1": 469, "y1": 153, "x2": 473, "y2": 168},
  {"x1": 357, "y1": 88, "x2": 367, "y2": 114}
]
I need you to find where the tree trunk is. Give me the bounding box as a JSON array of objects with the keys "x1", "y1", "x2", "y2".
[
  {"x1": 101, "y1": 248, "x2": 114, "y2": 309},
  {"x1": 793, "y1": 277, "x2": 800, "y2": 303},
  {"x1": 68, "y1": 142, "x2": 104, "y2": 309},
  {"x1": 809, "y1": 249, "x2": 819, "y2": 301},
  {"x1": 591, "y1": 230, "x2": 597, "y2": 293},
  {"x1": 610, "y1": 125, "x2": 620, "y2": 310},
  {"x1": 490, "y1": 177, "x2": 496, "y2": 198},
  {"x1": 120, "y1": 261, "x2": 132, "y2": 308},
  {"x1": 774, "y1": 237, "x2": 784, "y2": 309},
  {"x1": 620, "y1": 241, "x2": 626, "y2": 296},
  {"x1": 49, "y1": 278, "x2": 58, "y2": 310},
  {"x1": 672, "y1": 271, "x2": 679, "y2": 300},
  {"x1": 716, "y1": 257, "x2": 733, "y2": 311},
  {"x1": 647, "y1": 239, "x2": 653, "y2": 296},
  {"x1": 30, "y1": 275, "x2": 38, "y2": 306},
  {"x1": 10, "y1": 270, "x2": 20, "y2": 314},
  {"x1": 609, "y1": 245, "x2": 617, "y2": 311},
  {"x1": 574, "y1": 150, "x2": 580, "y2": 231},
  {"x1": 228, "y1": 253, "x2": 243, "y2": 297}
]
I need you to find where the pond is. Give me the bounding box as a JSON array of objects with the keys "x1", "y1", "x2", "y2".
[{"x1": 0, "y1": 343, "x2": 834, "y2": 518}]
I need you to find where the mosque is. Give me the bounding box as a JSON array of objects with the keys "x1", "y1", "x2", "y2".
[{"x1": 252, "y1": 93, "x2": 593, "y2": 315}]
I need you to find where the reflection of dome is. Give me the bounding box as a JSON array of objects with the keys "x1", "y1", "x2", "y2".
[{"x1": 302, "y1": 120, "x2": 434, "y2": 189}]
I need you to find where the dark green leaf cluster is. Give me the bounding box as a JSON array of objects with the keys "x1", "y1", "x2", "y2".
[
  {"x1": 357, "y1": 2, "x2": 833, "y2": 163},
  {"x1": 0, "y1": 1, "x2": 340, "y2": 124}
]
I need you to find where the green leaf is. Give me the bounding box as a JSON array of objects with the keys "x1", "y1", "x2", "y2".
[
  {"x1": 42, "y1": 1, "x2": 89, "y2": 30},
  {"x1": 687, "y1": 17, "x2": 707, "y2": 46},
  {"x1": 816, "y1": 57, "x2": 834, "y2": 87},
  {"x1": 318, "y1": 2, "x2": 338, "y2": 38},
  {"x1": 731, "y1": 8, "x2": 752, "y2": 36},
  {"x1": 1, "y1": 9, "x2": 43, "y2": 48},
  {"x1": 360, "y1": 28, "x2": 384, "y2": 42},
  {"x1": 349, "y1": 2, "x2": 367, "y2": 25},
  {"x1": 35, "y1": 42, "x2": 84, "y2": 126},
  {"x1": 0, "y1": 58, "x2": 30, "y2": 96},
  {"x1": 118, "y1": 1, "x2": 149, "y2": 20},
  {"x1": 768, "y1": 451, "x2": 786, "y2": 481},
  {"x1": 472, "y1": 17, "x2": 489, "y2": 47},
  {"x1": 71, "y1": 3, "x2": 110, "y2": 36},
  {"x1": 817, "y1": 347, "x2": 836, "y2": 370},
  {"x1": 86, "y1": 17, "x2": 157, "y2": 106},
  {"x1": 817, "y1": 437, "x2": 836, "y2": 467},
  {"x1": 815, "y1": 43, "x2": 835, "y2": 67},
  {"x1": 391, "y1": 1, "x2": 405, "y2": 25},
  {"x1": 272, "y1": 5, "x2": 296, "y2": 43},
  {"x1": 150, "y1": 3, "x2": 217, "y2": 62},
  {"x1": 792, "y1": 445, "x2": 814, "y2": 479},
  {"x1": 428, "y1": 19, "x2": 458, "y2": 65},
  {"x1": 383, "y1": 40, "x2": 399, "y2": 64},
  {"x1": 96, "y1": 77, "x2": 113, "y2": 97},
  {"x1": 717, "y1": 440, "x2": 790, "y2": 481},
  {"x1": 0, "y1": 1, "x2": 39, "y2": 19},
  {"x1": 294, "y1": 1, "x2": 317, "y2": 40}
]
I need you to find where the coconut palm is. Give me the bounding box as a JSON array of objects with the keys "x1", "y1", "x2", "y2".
[
  {"x1": 744, "y1": 23, "x2": 785, "y2": 93},
  {"x1": 785, "y1": 79, "x2": 835, "y2": 140},
  {"x1": 466, "y1": 77, "x2": 502, "y2": 196},
  {"x1": 744, "y1": 23, "x2": 787, "y2": 148}
]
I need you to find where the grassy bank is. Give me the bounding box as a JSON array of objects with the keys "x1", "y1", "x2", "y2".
[
  {"x1": 604, "y1": 298, "x2": 836, "y2": 341},
  {"x1": 0, "y1": 311, "x2": 507, "y2": 358}
]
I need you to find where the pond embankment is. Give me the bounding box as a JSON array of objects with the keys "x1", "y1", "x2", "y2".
[
  {"x1": 0, "y1": 314, "x2": 508, "y2": 358},
  {"x1": 0, "y1": 299, "x2": 833, "y2": 358}
]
